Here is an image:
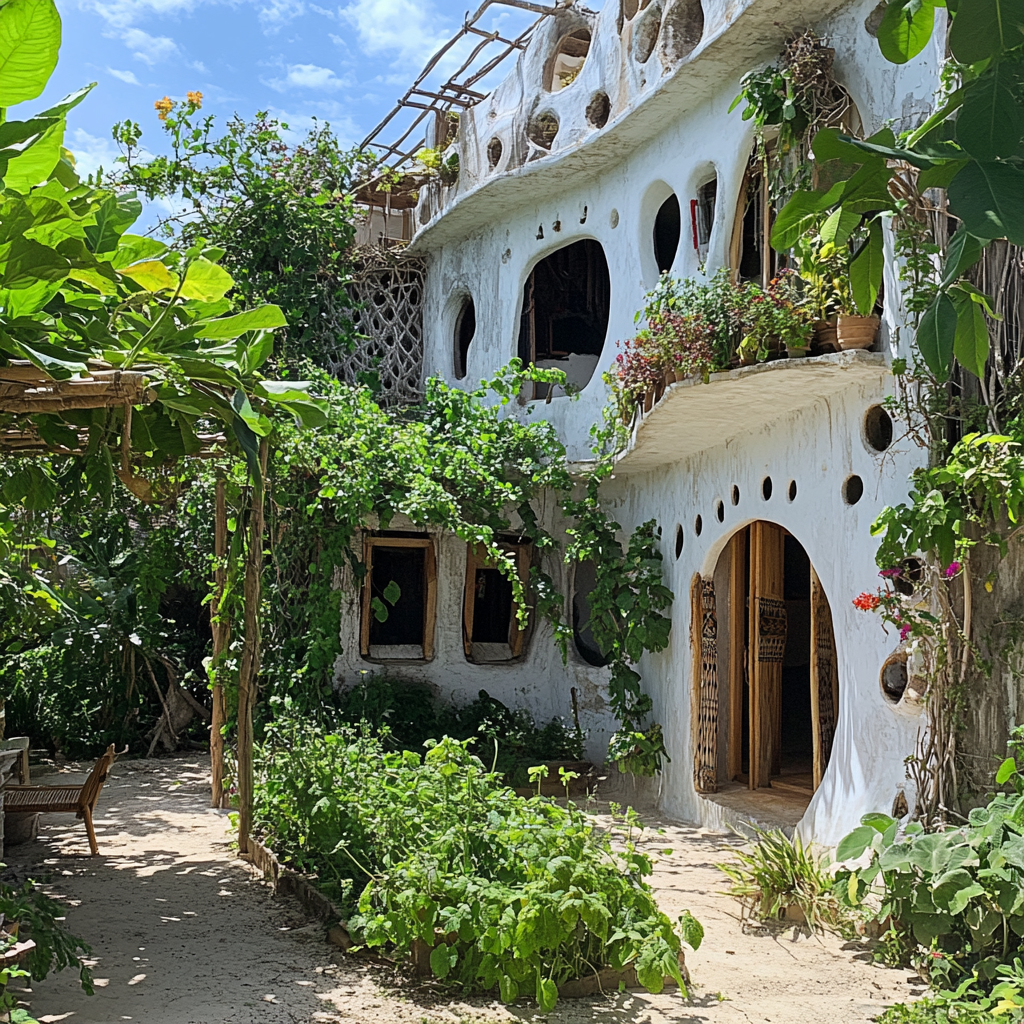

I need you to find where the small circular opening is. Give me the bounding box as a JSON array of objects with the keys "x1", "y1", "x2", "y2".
[
  {"x1": 761, "y1": 476, "x2": 773, "y2": 500},
  {"x1": 653, "y1": 193, "x2": 681, "y2": 274},
  {"x1": 526, "y1": 112, "x2": 559, "y2": 151},
  {"x1": 843, "y1": 474, "x2": 864, "y2": 505},
  {"x1": 892, "y1": 556, "x2": 925, "y2": 597},
  {"x1": 633, "y1": 4, "x2": 663, "y2": 63},
  {"x1": 694, "y1": 514, "x2": 703, "y2": 536},
  {"x1": 586, "y1": 91, "x2": 611, "y2": 129},
  {"x1": 864, "y1": 404, "x2": 894, "y2": 452},
  {"x1": 487, "y1": 137, "x2": 503, "y2": 171},
  {"x1": 675, "y1": 524, "x2": 684, "y2": 559},
  {"x1": 787, "y1": 479, "x2": 797, "y2": 502},
  {"x1": 731, "y1": 484, "x2": 739, "y2": 506},
  {"x1": 715, "y1": 499, "x2": 724, "y2": 523},
  {"x1": 880, "y1": 652, "x2": 909, "y2": 704}
]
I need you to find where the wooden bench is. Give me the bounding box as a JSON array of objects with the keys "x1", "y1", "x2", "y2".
[{"x1": 3, "y1": 744, "x2": 117, "y2": 855}]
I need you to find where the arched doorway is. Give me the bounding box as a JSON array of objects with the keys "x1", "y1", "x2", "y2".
[{"x1": 691, "y1": 522, "x2": 839, "y2": 801}]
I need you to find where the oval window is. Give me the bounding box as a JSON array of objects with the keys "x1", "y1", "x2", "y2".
[
  {"x1": 573, "y1": 560, "x2": 609, "y2": 667},
  {"x1": 653, "y1": 193, "x2": 680, "y2": 274},
  {"x1": 454, "y1": 296, "x2": 476, "y2": 380}
]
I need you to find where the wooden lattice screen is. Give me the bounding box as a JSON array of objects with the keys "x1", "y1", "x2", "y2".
[
  {"x1": 336, "y1": 248, "x2": 425, "y2": 407},
  {"x1": 691, "y1": 575, "x2": 719, "y2": 794}
]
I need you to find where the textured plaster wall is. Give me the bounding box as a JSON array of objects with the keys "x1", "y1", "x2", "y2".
[{"x1": 337, "y1": 0, "x2": 950, "y2": 839}]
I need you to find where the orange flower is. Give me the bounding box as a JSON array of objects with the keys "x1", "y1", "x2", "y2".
[
  {"x1": 852, "y1": 592, "x2": 881, "y2": 611},
  {"x1": 186, "y1": 90, "x2": 203, "y2": 107},
  {"x1": 154, "y1": 95, "x2": 174, "y2": 121}
]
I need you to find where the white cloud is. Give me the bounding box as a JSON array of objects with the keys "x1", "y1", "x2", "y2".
[
  {"x1": 122, "y1": 27, "x2": 180, "y2": 64},
  {"x1": 268, "y1": 105, "x2": 360, "y2": 148},
  {"x1": 79, "y1": 0, "x2": 202, "y2": 29},
  {"x1": 108, "y1": 67, "x2": 143, "y2": 85},
  {"x1": 339, "y1": 0, "x2": 448, "y2": 67},
  {"x1": 268, "y1": 63, "x2": 348, "y2": 91},
  {"x1": 259, "y1": 0, "x2": 305, "y2": 31},
  {"x1": 66, "y1": 128, "x2": 122, "y2": 180}
]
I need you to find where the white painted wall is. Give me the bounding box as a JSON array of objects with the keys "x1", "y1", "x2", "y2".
[{"x1": 336, "y1": 0, "x2": 949, "y2": 840}]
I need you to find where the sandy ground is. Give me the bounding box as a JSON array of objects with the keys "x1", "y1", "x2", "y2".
[{"x1": 2, "y1": 755, "x2": 924, "y2": 1024}]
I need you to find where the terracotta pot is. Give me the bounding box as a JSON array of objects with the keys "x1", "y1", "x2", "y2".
[
  {"x1": 837, "y1": 314, "x2": 880, "y2": 350},
  {"x1": 663, "y1": 369, "x2": 675, "y2": 389},
  {"x1": 673, "y1": 369, "x2": 686, "y2": 383},
  {"x1": 813, "y1": 318, "x2": 839, "y2": 353},
  {"x1": 643, "y1": 387, "x2": 655, "y2": 413},
  {"x1": 786, "y1": 345, "x2": 811, "y2": 359}
]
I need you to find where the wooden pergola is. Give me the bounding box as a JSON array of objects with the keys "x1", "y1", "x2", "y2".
[{"x1": 0, "y1": 360, "x2": 263, "y2": 853}]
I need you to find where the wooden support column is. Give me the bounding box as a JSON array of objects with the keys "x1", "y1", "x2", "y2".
[
  {"x1": 237, "y1": 439, "x2": 269, "y2": 856},
  {"x1": 209, "y1": 475, "x2": 229, "y2": 808}
]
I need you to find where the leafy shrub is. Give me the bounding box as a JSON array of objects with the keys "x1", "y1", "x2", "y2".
[
  {"x1": 878, "y1": 959, "x2": 1024, "y2": 1022},
  {"x1": 834, "y1": 730, "x2": 1024, "y2": 987},
  {"x1": 335, "y1": 676, "x2": 583, "y2": 786},
  {"x1": 253, "y1": 720, "x2": 702, "y2": 1009},
  {"x1": 717, "y1": 825, "x2": 851, "y2": 934}
]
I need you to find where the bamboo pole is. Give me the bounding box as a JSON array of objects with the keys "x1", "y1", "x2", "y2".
[
  {"x1": 237, "y1": 439, "x2": 269, "y2": 855},
  {"x1": 209, "y1": 474, "x2": 229, "y2": 808}
]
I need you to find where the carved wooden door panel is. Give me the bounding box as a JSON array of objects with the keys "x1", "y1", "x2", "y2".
[
  {"x1": 691, "y1": 575, "x2": 719, "y2": 794},
  {"x1": 749, "y1": 521, "x2": 787, "y2": 790},
  {"x1": 810, "y1": 567, "x2": 839, "y2": 790}
]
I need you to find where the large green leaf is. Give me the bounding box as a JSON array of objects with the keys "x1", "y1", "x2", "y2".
[
  {"x1": 941, "y1": 225, "x2": 985, "y2": 286},
  {"x1": 949, "y1": 0, "x2": 1024, "y2": 62},
  {"x1": 850, "y1": 221, "x2": 884, "y2": 314},
  {"x1": 3, "y1": 115, "x2": 64, "y2": 192},
  {"x1": 120, "y1": 259, "x2": 178, "y2": 293},
  {"x1": 952, "y1": 288, "x2": 991, "y2": 378},
  {"x1": 84, "y1": 193, "x2": 142, "y2": 254},
  {"x1": 918, "y1": 292, "x2": 958, "y2": 381},
  {"x1": 1, "y1": 236, "x2": 69, "y2": 288},
  {"x1": 836, "y1": 825, "x2": 877, "y2": 862},
  {"x1": 0, "y1": 0, "x2": 61, "y2": 106},
  {"x1": 770, "y1": 182, "x2": 845, "y2": 250},
  {"x1": 197, "y1": 304, "x2": 287, "y2": 340},
  {"x1": 180, "y1": 258, "x2": 233, "y2": 302},
  {"x1": 956, "y1": 62, "x2": 1024, "y2": 161},
  {"x1": 111, "y1": 234, "x2": 168, "y2": 270},
  {"x1": 36, "y1": 83, "x2": 95, "y2": 120},
  {"x1": 878, "y1": 0, "x2": 938, "y2": 63},
  {"x1": 948, "y1": 160, "x2": 1024, "y2": 243}
]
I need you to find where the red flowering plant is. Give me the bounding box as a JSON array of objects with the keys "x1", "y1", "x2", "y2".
[{"x1": 734, "y1": 270, "x2": 814, "y2": 361}]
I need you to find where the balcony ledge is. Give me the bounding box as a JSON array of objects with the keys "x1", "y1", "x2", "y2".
[{"x1": 613, "y1": 350, "x2": 889, "y2": 475}]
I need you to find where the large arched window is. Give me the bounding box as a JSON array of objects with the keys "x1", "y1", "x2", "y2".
[{"x1": 517, "y1": 239, "x2": 610, "y2": 399}]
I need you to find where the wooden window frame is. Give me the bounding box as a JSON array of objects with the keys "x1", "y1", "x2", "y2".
[
  {"x1": 360, "y1": 535, "x2": 437, "y2": 660},
  {"x1": 462, "y1": 541, "x2": 532, "y2": 661}
]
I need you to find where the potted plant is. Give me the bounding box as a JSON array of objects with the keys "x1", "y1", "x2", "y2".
[
  {"x1": 792, "y1": 225, "x2": 879, "y2": 351},
  {"x1": 734, "y1": 272, "x2": 813, "y2": 362}
]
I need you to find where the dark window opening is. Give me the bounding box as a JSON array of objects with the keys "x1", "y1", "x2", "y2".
[
  {"x1": 736, "y1": 163, "x2": 776, "y2": 286},
  {"x1": 454, "y1": 297, "x2": 476, "y2": 380},
  {"x1": 586, "y1": 91, "x2": 610, "y2": 129},
  {"x1": 573, "y1": 559, "x2": 608, "y2": 667},
  {"x1": 781, "y1": 534, "x2": 813, "y2": 776},
  {"x1": 518, "y1": 239, "x2": 611, "y2": 399},
  {"x1": 865, "y1": 404, "x2": 894, "y2": 452},
  {"x1": 369, "y1": 546, "x2": 425, "y2": 647},
  {"x1": 881, "y1": 654, "x2": 909, "y2": 703},
  {"x1": 653, "y1": 193, "x2": 681, "y2": 274},
  {"x1": 844, "y1": 474, "x2": 864, "y2": 505},
  {"x1": 471, "y1": 568, "x2": 514, "y2": 643},
  {"x1": 693, "y1": 175, "x2": 717, "y2": 260}
]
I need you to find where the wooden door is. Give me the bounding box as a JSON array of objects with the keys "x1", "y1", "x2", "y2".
[
  {"x1": 749, "y1": 522, "x2": 787, "y2": 790},
  {"x1": 810, "y1": 568, "x2": 839, "y2": 790},
  {"x1": 691, "y1": 575, "x2": 719, "y2": 794}
]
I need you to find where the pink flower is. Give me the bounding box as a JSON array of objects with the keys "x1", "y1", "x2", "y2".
[
  {"x1": 944, "y1": 562, "x2": 961, "y2": 578},
  {"x1": 900, "y1": 624, "x2": 911, "y2": 641},
  {"x1": 879, "y1": 568, "x2": 901, "y2": 578}
]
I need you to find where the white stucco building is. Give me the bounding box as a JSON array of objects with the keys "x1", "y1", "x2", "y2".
[{"x1": 346, "y1": 0, "x2": 947, "y2": 843}]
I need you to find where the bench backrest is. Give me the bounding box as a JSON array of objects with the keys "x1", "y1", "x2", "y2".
[{"x1": 79, "y1": 744, "x2": 116, "y2": 812}]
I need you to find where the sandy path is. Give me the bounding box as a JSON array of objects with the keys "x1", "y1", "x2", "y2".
[{"x1": 4, "y1": 755, "x2": 923, "y2": 1024}]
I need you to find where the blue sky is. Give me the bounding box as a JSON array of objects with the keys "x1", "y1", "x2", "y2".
[{"x1": 33, "y1": 0, "x2": 546, "y2": 184}]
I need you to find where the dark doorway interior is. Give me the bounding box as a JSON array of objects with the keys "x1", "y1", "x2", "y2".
[
  {"x1": 471, "y1": 567, "x2": 514, "y2": 643},
  {"x1": 780, "y1": 534, "x2": 813, "y2": 781},
  {"x1": 369, "y1": 546, "x2": 425, "y2": 646}
]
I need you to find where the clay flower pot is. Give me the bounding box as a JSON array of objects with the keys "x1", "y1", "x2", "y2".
[
  {"x1": 663, "y1": 369, "x2": 675, "y2": 390},
  {"x1": 643, "y1": 387, "x2": 655, "y2": 413},
  {"x1": 837, "y1": 314, "x2": 880, "y2": 350},
  {"x1": 673, "y1": 369, "x2": 686, "y2": 383},
  {"x1": 813, "y1": 318, "x2": 839, "y2": 353}
]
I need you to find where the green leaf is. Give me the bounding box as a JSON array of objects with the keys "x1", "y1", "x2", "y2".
[
  {"x1": 819, "y1": 207, "x2": 861, "y2": 248},
  {"x1": 877, "y1": 0, "x2": 938, "y2": 63},
  {"x1": 917, "y1": 158, "x2": 969, "y2": 191},
  {"x1": 382, "y1": 580, "x2": 401, "y2": 606},
  {"x1": 197, "y1": 305, "x2": 287, "y2": 340},
  {"x1": 84, "y1": 194, "x2": 142, "y2": 254},
  {"x1": 948, "y1": 160, "x2": 1024, "y2": 244},
  {"x1": 770, "y1": 183, "x2": 844, "y2": 251},
  {"x1": 1, "y1": 236, "x2": 69, "y2": 289},
  {"x1": 35, "y1": 82, "x2": 95, "y2": 120},
  {"x1": 917, "y1": 292, "x2": 958, "y2": 381},
  {"x1": 951, "y1": 288, "x2": 990, "y2": 378},
  {"x1": 536, "y1": 975, "x2": 557, "y2": 1012},
  {"x1": 949, "y1": 0, "x2": 1024, "y2": 62},
  {"x1": 956, "y1": 62, "x2": 1024, "y2": 161},
  {"x1": 0, "y1": 0, "x2": 61, "y2": 106},
  {"x1": 120, "y1": 259, "x2": 178, "y2": 293},
  {"x1": 429, "y1": 942, "x2": 451, "y2": 979},
  {"x1": 850, "y1": 221, "x2": 884, "y2": 314},
  {"x1": 3, "y1": 115, "x2": 64, "y2": 192},
  {"x1": 678, "y1": 910, "x2": 703, "y2": 950},
  {"x1": 997, "y1": 757, "x2": 1017, "y2": 784},
  {"x1": 255, "y1": 381, "x2": 317, "y2": 405},
  {"x1": 180, "y1": 258, "x2": 233, "y2": 302},
  {"x1": 111, "y1": 234, "x2": 168, "y2": 270},
  {"x1": 498, "y1": 975, "x2": 519, "y2": 1004},
  {"x1": 836, "y1": 825, "x2": 878, "y2": 863},
  {"x1": 941, "y1": 225, "x2": 985, "y2": 287}
]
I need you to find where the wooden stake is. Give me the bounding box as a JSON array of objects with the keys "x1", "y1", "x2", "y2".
[
  {"x1": 210, "y1": 474, "x2": 229, "y2": 808},
  {"x1": 237, "y1": 439, "x2": 269, "y2": 855}
]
